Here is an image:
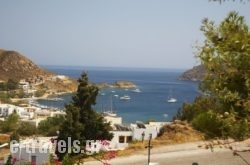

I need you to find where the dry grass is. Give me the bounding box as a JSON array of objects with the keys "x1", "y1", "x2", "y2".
[
  {"x1": 155, "y1": 120, "x2": 204, "y2": 145},
  {"x1": 117, "y1": 121, "x2": 204, "y2": 157},
  {"x1": 0, "y1": 134, "x2": 10, "y2": 143},
  {"x1": 0, "y1": 134, "x2": 10, "y2": 160}
]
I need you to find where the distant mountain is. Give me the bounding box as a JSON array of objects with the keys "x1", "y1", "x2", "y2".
[
  {"x1": 178, "y1": 65, "x2": 206, "y2": 81},
  {"x1": 0, "y1": 49, "x2": 53, "y2": 81}
]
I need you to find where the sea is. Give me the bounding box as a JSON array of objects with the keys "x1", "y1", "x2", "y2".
[{"x1": 37, "y1": 66, "x2": 200, "y2": 124}]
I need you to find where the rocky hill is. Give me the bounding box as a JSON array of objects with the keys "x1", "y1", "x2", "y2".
[
  {"x1": 0, "y1": 49, "x2": 77, "y2": 93},
  {"x1": 178, "y1": 65, "x2": 206, "y2": 81},
  {"x1": 0, "y1": 49, "x2": 52, "y2": 81}
]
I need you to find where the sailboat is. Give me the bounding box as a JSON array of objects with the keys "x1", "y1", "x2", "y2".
[
  {"x1": 167, "y1": 88, "x2": 177, "y2": 103},
  {"x1": 102, "y1": 96, "x2": 117, "y2": 117}
]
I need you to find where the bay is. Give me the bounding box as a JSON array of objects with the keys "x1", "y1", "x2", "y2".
[{"x1": 38, "y1": 66, "x2": 199, "y2": 124}]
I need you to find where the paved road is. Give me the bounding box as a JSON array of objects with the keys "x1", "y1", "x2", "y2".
[{"x1": 85, "y1": 141, "x2": 250, "y2": 165}]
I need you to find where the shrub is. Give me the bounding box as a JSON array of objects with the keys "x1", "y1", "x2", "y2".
[
  {"x1": 17, "y1": 122, "x2": 37, "y2": 136},
  {"x1": 192, "y1": 111, "x2": 223, "y2": 138}
]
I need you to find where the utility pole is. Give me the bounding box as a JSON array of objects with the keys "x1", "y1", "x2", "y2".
[{"x1": 145, "y1": 133, "x2": 152, "y2": 165}]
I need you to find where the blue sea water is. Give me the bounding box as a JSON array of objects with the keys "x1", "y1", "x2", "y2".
[{"x1": 38, "y1": 66, "x2": 200, "y2": 124}]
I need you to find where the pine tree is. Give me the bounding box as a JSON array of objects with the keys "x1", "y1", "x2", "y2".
[{"x1": 56, "y1": 72, "x2": 113, "y2": 160}]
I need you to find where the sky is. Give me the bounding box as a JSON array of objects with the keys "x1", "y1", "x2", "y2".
[{"x1": 0, "y1": 0, "x2": 250, "y2": 69}]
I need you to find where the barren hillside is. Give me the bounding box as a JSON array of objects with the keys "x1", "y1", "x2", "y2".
[{"x1": 0, "y1": 49, "x2": 53, "y2": 81}]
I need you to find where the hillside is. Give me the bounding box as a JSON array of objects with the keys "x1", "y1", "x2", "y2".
[
  {"x1": 0, "y1": 49, "x2": 77, "y2": 94},
  {"x1": 178, "y1": 65, "x2": 206, "y2": 81},
  {"x1": 0, "y1": 49, "x2": 52, "y2": 81}
]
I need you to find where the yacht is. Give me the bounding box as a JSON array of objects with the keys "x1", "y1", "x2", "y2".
[
  {"x1": 120, "y1": 95, "x2": 131, "y2": 100},
  {"x1": 132, "y1": 88, "x2": 141, "y2": 93},
  {"x1": 167, "y1": 97, "x2": 177, "y2": 103}
]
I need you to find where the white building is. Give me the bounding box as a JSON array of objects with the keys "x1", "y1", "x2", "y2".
[
  {"x1": 19, "y1": 80, "x2": 30, "y2": 93},
  {"x1": 101, "y1": 112, "x2": 168, "y2": 151},
  {"x1": 0, "y1": 104, "x2": 65, "y2": 127},
  {"x1": 0, "y1": 104, "x2": 25, "y2": 117},
  {"x1": 11, "y1": 137, "x2": 55, "y2": 165}
]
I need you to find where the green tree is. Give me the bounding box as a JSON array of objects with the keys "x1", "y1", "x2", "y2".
[
  {"x1": 177, "y1": 11, "x2": 250, "y2": 139},
  {"x1": 17, "y1": 122, "x2": 37, "y2": 136},
  {"x1": 1, "y1": 111, "x2": 19, "y2": 133},
  {"x1": 198, "y1": 11, "x2": 250, "y2": 118},
  {"x1": 56, "y1": 72, "x2": 113, "y2": 160},
  {"x1": 0, "y1": 82, "x2": 7, "y2": 91},
  {"x1": 10, "y1": 131, "x2": 20, "y2": 142},
  {"x1": 38, "y1": 116, "x2": 64, "y2": 136},
  {"x1": 6, "y1": 79, "x2": 18, "y2": 90}
]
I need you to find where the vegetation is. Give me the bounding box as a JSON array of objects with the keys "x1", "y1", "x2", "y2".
[
  {"x1": 56, "y1": 72, "x2": 113, "y2": 161},
  {"x1": 17, "y1": 122, "x2": 37, "y2": 136},
  {"x1": 34, "y1": 89, "x2": 46, "y2": 97},
  {"x1": 0, "y1": 79, "x2": 19, "y2": 91},
  {"x1": 176, "y1": 11, "x2": 250, "y2": 140},
  {"x1": 1, "y1": 111, "x2": 19, "y2": 133},
  {"x1": 0, "y1": 111, "x2": 38, "y2": 137},
  {"x1": 38, "y1": 116, "x2": 64, "y2": 136}
]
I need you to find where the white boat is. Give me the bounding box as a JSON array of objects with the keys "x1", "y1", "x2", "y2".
[
  {"x1": 102, "y1": 111, "x2": 117, "y2": 117},
  {"x1": 120, "y1": 95, "x2": 131, "y2": 100},
  {"x1": 167, "y1": 88, "x2": 177, "y2": 103},
  {"x1": 132, "y1": 88, "x2": 141, "y2": 93},
  {"x1": 167, "y1": 97, "x2": 177, "y2": 103},
  {"x1": 101, "y1": 97, "x2": 117, "y2": 117}
]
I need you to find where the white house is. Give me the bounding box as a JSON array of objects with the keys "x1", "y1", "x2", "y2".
[
  {"x1": 11, "y1": 137, "x2": 55, "y2": 165},
  {"x1": 19, "y1": 80, "x2": 30, "y2": 93},
  {"x1": 0, "y1": 104, "x2": 25, "y2": 117},
  {"x1": 106, "y1": 121, "x2": 168, "y2": 151},
  {"x1": 101, "y1": 112, "x2": 168, "y2": 151}
]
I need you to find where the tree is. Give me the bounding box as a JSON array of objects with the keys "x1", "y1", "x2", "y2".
[
  {"x1": 6, "y1": 79, "x2": 18, "y2": 91},
  {"x1": 38, "y1": 116, "x2": 64, "y2": 136},
  {"x1": 17, "y1": 122, "x2": 37, "y2": 136},
  {"x1": 198, "y1": 11, "x2": 250, "y2": 138},
  {"x1": 198, "y1": 11, "x2": 250, "y2": 118},
  {"x1": 177, "y1": 11, "x2": 250, "y2": 139},
  {"x1": 10, "y1": 131, "x2": 20, "y2": 142},
  {"x1": 56, "y1": 72, "x2": 113, "y2": 161},
  {"x1": 1, "y1": 111, "x2": 19, "y2": 133}
]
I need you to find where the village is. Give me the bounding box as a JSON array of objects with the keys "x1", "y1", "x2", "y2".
[{"x1": 0, "y1": 78, "x2": 169, "y2": 165}]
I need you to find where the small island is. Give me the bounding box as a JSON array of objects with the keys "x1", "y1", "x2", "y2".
[{"x1": 98, "y1": 80, "x2": 137, "y2": 89}]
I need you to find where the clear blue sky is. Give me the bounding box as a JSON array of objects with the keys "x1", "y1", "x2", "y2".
[{"x1": 0, "y1": 0, "x2": 249, "y2": 69}]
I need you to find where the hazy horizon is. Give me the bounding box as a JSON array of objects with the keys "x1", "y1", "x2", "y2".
[
  {"x1": 41, "y1": 64, "x2": 187, "y2": 72},
  {"x1": 1, "y1": 1, "x2": 250, "y2": 69}
]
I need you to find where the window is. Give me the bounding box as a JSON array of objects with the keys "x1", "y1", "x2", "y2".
[
  {"x1": 127, "y1": 136, "x2": 132, "y2": 143},
  {"x1": 119, "y1": 136, "x2": 125, "y2": 143}
]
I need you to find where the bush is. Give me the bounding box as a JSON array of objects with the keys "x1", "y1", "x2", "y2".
[
  {"x1": 34, "y1": 89, "x2": 46, "y2": 97},
  {"x1": 38, "y1": 116, "x2": 64, "y2": 136},
  {"x1": 10, "y1": 131, "x2": 20, "y2": 142},
  {"x1": 192, "y1": 111, "x2": 223, "y2": 138},
  {"x1": 17, "y1": 122, "x2": 37, "y2": 136},
  {"x1": 229, "y1": 120, "x2": 250, "y2": 140}
]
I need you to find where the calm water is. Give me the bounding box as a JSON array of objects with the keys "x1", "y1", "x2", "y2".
[{"x1": 38, "y1": 66, "x2": 199, "y2": 124}]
